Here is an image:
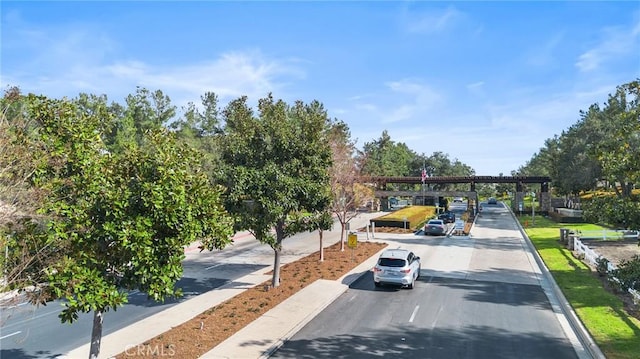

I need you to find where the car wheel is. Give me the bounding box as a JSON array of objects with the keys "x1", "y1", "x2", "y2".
[
  {"x1": 408, "y1": 278, "x2": 414, "y2": 289},
  {"x1": 416, "y1": 267, "x2": 421, "y2": 279},
  {"x1": 374, "y1": 281, "x2": 381, "y2": 288}
]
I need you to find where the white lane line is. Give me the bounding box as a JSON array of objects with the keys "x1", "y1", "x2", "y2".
[
  {"x1": 2, "y1": 308, "x2": 60, "y2": 330},
  {"x1": 409, "y1": 305, "x2": 420, "y2": 323},
  {"x1": 0, "y1": 331, "x2": 22, "y2": 340},
  {"x1": 205, "y1": 263, "x2": 223, "y2": 270},
  {"x1": 5, "y1": 301, "x2": 29, "y2": 309}
]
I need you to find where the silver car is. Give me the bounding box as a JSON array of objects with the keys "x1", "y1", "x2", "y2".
[{"x1": 373, "y1": 248, "x2": 421, "y2": 289}]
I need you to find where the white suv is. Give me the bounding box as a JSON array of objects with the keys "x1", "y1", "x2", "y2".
[{"x1": 373, "y1": 248, "x2": 421, "y2": 289}]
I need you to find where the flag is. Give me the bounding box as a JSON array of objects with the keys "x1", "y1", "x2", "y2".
[{"x1": 421, "y1": 168, "x2": 427, "y2": 183}]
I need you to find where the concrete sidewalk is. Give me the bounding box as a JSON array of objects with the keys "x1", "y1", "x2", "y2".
[{"x1": 64, "y1": 212, "x2": 386, "y2": 359}]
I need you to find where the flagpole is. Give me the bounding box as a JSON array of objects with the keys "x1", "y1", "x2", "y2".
[{"x1": 422, "y1": 162, "x2": 426, "y2": 206}]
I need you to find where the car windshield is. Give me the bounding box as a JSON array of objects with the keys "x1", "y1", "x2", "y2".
[
  {"x1": 428, "y1": 220, "x2": 443, "y2": 225},
  {"x1": 378, "y1": 258, "x2": 407, "y2": 267}
]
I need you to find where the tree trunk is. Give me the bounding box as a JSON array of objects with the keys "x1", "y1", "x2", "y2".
[
  {"x1": 319, "y1": 229, "x2": 324, "y2": 262},
  {"x1": 340, "y1": 222, "x2": 346, "y2": 251},
  {"x1": 272, "y1": 221, "x2": 284, "y2": 288},
  {"x1": 624, "y1": 182, "x2": 633, "y2": 198},
  {"x1": 272, "y1": 244, "x2": 281, "y2": 288},
  {"x1": 89, "y1": 310, "x2": 103, "y2": 359}
]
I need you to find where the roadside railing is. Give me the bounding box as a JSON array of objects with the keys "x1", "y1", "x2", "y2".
[{"x1": 573, "y1": 236, "x2": 640, "y2": 303}]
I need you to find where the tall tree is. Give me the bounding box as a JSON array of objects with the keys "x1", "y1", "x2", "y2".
[
  {"x1": 360, "y1": 130, "x2": 417, "y2": 192},
  {"x1": 555, "y1": 124, "x2": 602, "y2": 195},
  {"x1": 327, "y1": 120, "x2": 372, "y2": 251},
  {"x1": 585, "y1": 80, "x2": 640, "y2": 198},
  {"x1": 15, "y1": 94, "x2": 233, "y2": 359},
  {"x1": 0, "y1": 88, "x2": 54, "y2": 302},
  {"x1": 73, "y1": 92, "x2": 128, "y2": 154},
  {"x1": 218, "y1": 94, "x2": 332, "y2": 288},
  {"x1": 121, "y1": 87, "x2": 176, "y2": 147},
  {"x1": 170, "y1": 91, "x2": 223, "y2": 174}
]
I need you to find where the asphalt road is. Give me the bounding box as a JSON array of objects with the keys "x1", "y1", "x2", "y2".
[{"x1": 271, "y1": 202, "x2": 581, "y2": 359}]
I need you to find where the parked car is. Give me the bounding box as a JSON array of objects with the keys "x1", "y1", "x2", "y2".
[
  {"x1": 438, "y1": 211, "x2": 456, "y2": 223},
  {"x1": 373, "y1": 248, "x2": 421, "y2": 289},
  {"x1": 488, "y1": 197, "x2": 498, "y2": 205},
  {"x1": 424, "y1": 219, "x2": 447, "y2": 236}
]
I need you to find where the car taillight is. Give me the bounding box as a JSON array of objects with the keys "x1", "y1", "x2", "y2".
[
  {"x1": 400, "y1": 268, "x2": 410, "y2": 273},
  {"x1": 373, "y1": 266, "x2": 382, "y2": 272}
]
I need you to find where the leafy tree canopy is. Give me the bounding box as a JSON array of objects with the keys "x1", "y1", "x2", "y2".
[{"x1": 217, "y1": 94, "x2": 333, "y2": 287}]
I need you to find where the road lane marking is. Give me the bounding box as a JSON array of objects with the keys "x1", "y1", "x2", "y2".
[
  {"x1": 0, "y1": 331, "x2": 22, "y2": 340},
  {"x1": 205, "y1": 263, "x2": 223, "y2": 270},
  {"x1": 409, "y1": 305, "x2": 420, "y2": 323},
  {"x1": 2, "y1": 308, "x2": 61, "y2": 330},
  {"x1": 5, "y1": 301, "x2": 29, "y2": 309}
]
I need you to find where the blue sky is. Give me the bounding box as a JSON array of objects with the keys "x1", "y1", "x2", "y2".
[{"x1": 1, "y1": 1, "x2": 639, "y2": 175}]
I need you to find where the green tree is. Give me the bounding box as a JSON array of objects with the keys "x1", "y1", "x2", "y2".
[
  {"x1": 170, "y1": 91, "x2": 223, "y2": 174},
  {"x1": 518, "y1": 137, "x2": 555, "y2": 178},
  {"x1": 0, "y1": 87, "x2": 54, "y2": 301},
  {"x1": 112, "y1": 87, "x2": 177, "y2": 149},
  {"x1": 360, "y1": 130, "x2": 418, "y2": 192},
  {"x1": 217, "y1": 94, "x2": 332, "y2": 288},
  {"x1": 15, "y1": 94, "x2": 233, "y2": 359},
  {"x1": 73, "y1": 92, "x2": 129, "y2": 154},
  {"x1": 555, "y1": 125, "x2": 601, "y2": 196},
  {"x1": 584, "y1": 80, "x2": 640, "y2": 198}
]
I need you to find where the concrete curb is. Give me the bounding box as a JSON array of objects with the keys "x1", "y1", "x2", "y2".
[{"x1": 508, "y1": 208, "x2": 605, "y2": 359}]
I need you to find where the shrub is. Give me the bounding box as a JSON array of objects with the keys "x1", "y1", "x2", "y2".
[
  {"x1": 582, "y1": 195, "x2": 640, "y2": 229},
  {"x1": 596, "y1": 256, "x2": 610, "y2": 277},
  {"x1": 609, "y1": 255, "x2": 640, "y2": 291},
  {"x1": 372, "y1": 206, "x2": 435, "y2": 229}
]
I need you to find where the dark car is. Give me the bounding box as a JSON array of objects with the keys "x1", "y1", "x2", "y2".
[
  {"x1": 438, "y1": 211, "x2": 456, "y2": 223},
  {"x1": 488, "y1": 197, "x2": 498, "y2": 205},
  {"x1": 424, "y1": 219, "x2": 447, "y2": 236}
]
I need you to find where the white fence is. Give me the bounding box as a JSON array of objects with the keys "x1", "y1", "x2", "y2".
[{"x1": 573, "y1": 237, "x2": 640, "y2": 303}]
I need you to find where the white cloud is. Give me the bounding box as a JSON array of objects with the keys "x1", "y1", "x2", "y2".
[
  {"x1": 576, "y1": 21, "x2": 640, "y2": 72},
  {"x1": 5, "y1": 45, "x2": 304, "y2": 107},
  {"x1": 466, "y1": 81, "x2": 485, "y2": 96},
  {"x1": 403, "y1": 6, "x2": 464, "y2": 34},
  {"x1": 347, "y1": 81, "x2": 616, "y2": 175},
  {"x1": 126, "y1": 50, "x2": 305, "y2": 103},
  {"x1": 1, "y1": 15, "x2": 305, "y2": 106},
  {"x1": 380, "y1": 79, "x2": 443, "y2": 123}
]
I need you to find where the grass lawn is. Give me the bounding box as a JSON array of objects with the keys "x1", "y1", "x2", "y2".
[{"x1": 519, "y1": 215, "x2": 640, "y2": 359}]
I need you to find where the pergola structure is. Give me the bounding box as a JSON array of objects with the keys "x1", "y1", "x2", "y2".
[{"x1": 361, "y1": 175, "x2": 552, "y2": 214}]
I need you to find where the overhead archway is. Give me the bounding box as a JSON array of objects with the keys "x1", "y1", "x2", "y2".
[{"x1": 362, "y1": 175, "x2": 551, "y2": 213}]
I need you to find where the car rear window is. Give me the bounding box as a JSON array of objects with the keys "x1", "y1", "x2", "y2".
[{"x1": 378, "y1": 258, "x2": 407, "y2": 267}]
